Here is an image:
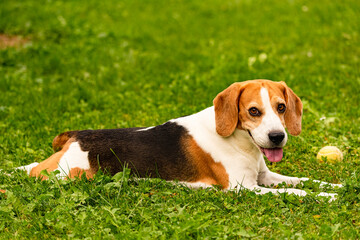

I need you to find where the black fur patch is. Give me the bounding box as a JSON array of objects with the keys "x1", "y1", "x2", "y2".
[{"x1": 72, "y1": 122, "x2": 198, "y2": 181}]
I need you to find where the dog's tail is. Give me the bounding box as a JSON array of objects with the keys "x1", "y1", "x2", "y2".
[
  {"x1": 0, "y1": 131, "x2": 79, "y2": 194},
  {"x1": 1, "y1": 131, "x2": 77, "y2": 177},
  {"x1": 0, "y1": 162, "x2": 40, "y2": 194}
]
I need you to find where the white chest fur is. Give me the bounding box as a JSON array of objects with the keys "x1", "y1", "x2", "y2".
[{"x1": 173, "y1": 107, "x2": 266, "y2": 189}]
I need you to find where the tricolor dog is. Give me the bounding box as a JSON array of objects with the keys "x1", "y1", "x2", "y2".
[{"x1": 14, "y1": 80, "x2": 341, "y2": 198}]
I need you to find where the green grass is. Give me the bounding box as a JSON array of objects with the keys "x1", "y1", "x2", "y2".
[{"x1": 0, "y1": 0, "x2": 359, "y2": 238}]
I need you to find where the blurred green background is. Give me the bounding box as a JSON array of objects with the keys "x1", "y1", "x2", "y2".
[{"x1": 0, "y1": 0, "x2": 359, "y2": 238}]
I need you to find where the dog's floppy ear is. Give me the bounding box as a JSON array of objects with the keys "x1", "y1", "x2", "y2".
[
  {"x1": 280, "y1": 81, "x2": 303, "y2": 136},
  {"x1": 213, "y1": 82, "x2": 246, "y2": 137}
]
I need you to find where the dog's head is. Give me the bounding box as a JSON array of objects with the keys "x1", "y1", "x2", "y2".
[{"x1": 213, "y1": 79, "x2": 302, "y2": 162}]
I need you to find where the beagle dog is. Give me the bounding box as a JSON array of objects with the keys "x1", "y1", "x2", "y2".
[{"x1": 14, "y1": 79, "x2": 341, "y2": 198}]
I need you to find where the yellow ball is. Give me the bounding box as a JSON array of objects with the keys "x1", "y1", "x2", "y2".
[{"x1": 317, "y1": 146, "x2": 343, "y2": 163}]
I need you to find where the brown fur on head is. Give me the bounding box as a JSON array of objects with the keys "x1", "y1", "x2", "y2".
[
  {"x1": 279, "y1": 81, "x2": 303, "y2": 136},
  {"x1": 213, "y1": 80, "x2": 303, "y2": 137},
  {"x1": 213, "y1": 82, "x2": 247, "y2": 137}
]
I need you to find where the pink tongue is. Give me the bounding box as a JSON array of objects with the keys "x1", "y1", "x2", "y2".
[{"x1": 261, "y1": 148, "x2": 283, "y2": 162}]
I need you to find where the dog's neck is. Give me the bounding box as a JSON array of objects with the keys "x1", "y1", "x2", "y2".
[{"x1": 174, "y1": 107, "x2": 262, "y2": 158}]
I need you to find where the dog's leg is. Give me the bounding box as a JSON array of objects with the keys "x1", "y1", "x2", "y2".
[
  {"x1": 246, "y1": 185, "x2": 337, "y2": 201},
  {"x1": 258, "y1": 170, "x2": 342, "y2": 188},
  {"x1": 298, "y1": 178, "x2": 343, "y2": 188},
  {"x1": 258, "y1": 170, "x2": 304, "y2": 187},
  {"x1": 182, "y1": 181, "x2": 337, "y2": 201},
  {"x1": 15, "y1": 162, "x2": 40, "y2": 175},
  {"x1": 178, "y1": 181, "x2": 213, "y2": 189},
  {"x1": 258, "y1": 161, "x2": 342, "y2": 188},
  {"x1": 0, "y1": 162, "x2": 39, "y2": 176}
]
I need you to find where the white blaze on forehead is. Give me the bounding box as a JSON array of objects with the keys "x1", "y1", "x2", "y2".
[
  {"x1": 250, "y1": 87, "x2": 287, "y2": 148},
  {"x1": 260, "y1": 88, "x2": 272, "y2": 112},
  {"x1": 260, "y1": 87, "x2": 284, "y2": 132}
]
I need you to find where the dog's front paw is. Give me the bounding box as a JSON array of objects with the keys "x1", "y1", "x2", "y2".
[
  {"x1": 317, "y1": 192, "x2": 338, "y2": 202},
  {"x1": 299, "y1": 177, "x2": 310, "y2": 182},
  {"x1": 300, "y1": 178, "x2": 343, "y2": 189},
  {"x1": 326, "y1": 183, "x2": 343, "y2": 188},
  {"x1": 315, "y1": 180, "x2": 343, "y2": 188}
]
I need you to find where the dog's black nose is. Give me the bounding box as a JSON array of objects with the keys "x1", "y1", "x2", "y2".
[{"x1": 268, "y1": 132, "x2": 285, "y2": 145}]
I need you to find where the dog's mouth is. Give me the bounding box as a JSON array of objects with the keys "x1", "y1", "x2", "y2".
[
  {"x1": 260, "y1": 147, "x2": 283, "y2": 163},
  {"x1": 247, "y1": 130, "x2": 283, "y2": 163}
]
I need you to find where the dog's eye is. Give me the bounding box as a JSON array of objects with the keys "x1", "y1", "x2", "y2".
[
  {"x1": 277, "y1": 104, "x2": 286, "y2": 113},
  {"x1": 249, "y1": 107, "x2": 261, "y2": 116}
]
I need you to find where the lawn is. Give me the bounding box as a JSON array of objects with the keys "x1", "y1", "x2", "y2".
[{"x1": 0, "y1": 0, "x2": 359, "y2": 238}]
